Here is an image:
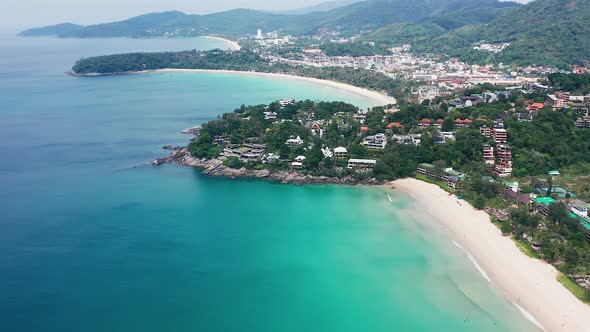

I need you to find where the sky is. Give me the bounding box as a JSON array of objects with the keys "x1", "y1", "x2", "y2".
[
  {"x1": 1, "y1": 0, "x2": 327, "y2": 30},
  {"x1": 2, "y1": 0, "x2": 533, "y2": 31}
]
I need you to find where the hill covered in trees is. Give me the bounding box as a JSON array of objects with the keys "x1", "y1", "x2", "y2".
[
  {"x1": 411, "y1": 0, "x2": 590, "y2": 67},
  {"x1": 70, "y1": 49, "x2": 403, "y2": 98},
  {"x1": 20, "y1": 0, "x2": 516, "y2": 38}
]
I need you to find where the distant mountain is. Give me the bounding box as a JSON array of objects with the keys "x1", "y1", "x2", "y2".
[
  {"x1": 19, "y1": 23, "x2": 84, "y2": 36},
  {"x1": 21, "y1": 0, "x2": 586, "y2": 66},
  {"x1": 368, "y1": 3, "x2": 518, "y2": 45},
  {"x1": 274, "y1": 0, "x2": 366, "y2": 14},
  {"x1": 20, "y1": 0, "x2": 516, "y2": 38}
]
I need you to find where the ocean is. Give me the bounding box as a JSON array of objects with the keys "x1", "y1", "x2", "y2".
[{"x1": 0, "y1": 34, "x2": 540, "y2": 331}]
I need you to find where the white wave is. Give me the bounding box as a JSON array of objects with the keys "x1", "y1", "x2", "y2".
[
  {"x1": 387, "y1": 194, "x2": 393, "y2": 202},
  {"x1": 452, "y1": 240, "x2": 490, "y2": 282},
  {"x1": 513, "y1": 303, "x2": 546, "y2": 331}
]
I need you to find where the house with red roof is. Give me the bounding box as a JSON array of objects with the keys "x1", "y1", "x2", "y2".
[
  {"x1": 419, "y1": 119, "x2": 431, "y2": 128},
  {"x1": 435, "y1": 119, "x2": 444, "y2": 128},
  {"x1": 526, "y1": 103, "x2": 545, "y2": 111}
]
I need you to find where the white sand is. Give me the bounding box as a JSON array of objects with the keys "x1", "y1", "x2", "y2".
[
  {"x1": 201, "y1": 36, "x2": 241, "y2": 51},
  {"x1": 156, "y1": 68, "x2": 396, "y2": 106},
  {"x1": 389, "y1": 178, "x2": 590, "y2": 332}
]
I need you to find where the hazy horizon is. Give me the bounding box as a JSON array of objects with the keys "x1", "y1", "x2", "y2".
[
  {"x1": 2, "y1": 0, "x2": 533, "y2": 31},
  {"x1": 0, "y1": 0, "x2": 330, "y2": 31}
]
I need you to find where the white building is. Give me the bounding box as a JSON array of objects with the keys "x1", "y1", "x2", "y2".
[
  {"x1": 286, "y1": 136, "x2": 304, "y2": 146},
  {"x1": 292, "y1": 155, "x2": 306, "y2": 168},
  {"x1": 348, "y1": 159, "x2": 377, "y2": 169},
  {"x1": 363, "y1": 133, "x2": 387, "y2": 149},
  {"x1": 334, "y1": 146, "x2": 348, "y2": 159},
  {"x1": 279, "y1": 98, "x2": 295, "y2": 107},
  {"x1": 264, "y1": 111, "x2": 277, "y2": 120}
]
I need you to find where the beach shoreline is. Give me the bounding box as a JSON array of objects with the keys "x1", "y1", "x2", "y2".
[
  {"x1": 156, "y1": 69, "x2": 396, "y2": 106},
  {"x1": 201, "y1": 36, "x2": 241, "y2": 51},
  {"x1": 69, "y1": 68, "x2": 396, "y2": 106},
  {"x1": 388, "y1": 178, "x2": 590, "y2": 332}
]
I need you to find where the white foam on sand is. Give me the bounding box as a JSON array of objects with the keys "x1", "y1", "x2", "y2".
[
  {"x1": 453, "y1": 240, "x2": 491, "y2": 282},
  {"x1": 514, "y1": 302, "x2": 546, "y2": 331}
]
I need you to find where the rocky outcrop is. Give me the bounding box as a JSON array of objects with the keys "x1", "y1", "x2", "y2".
[{"x1": 153, "y1": 148, "x2": 382, "y2": 186}]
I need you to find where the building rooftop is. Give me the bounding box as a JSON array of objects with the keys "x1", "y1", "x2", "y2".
[
  {"x1": 348, "y1": 159, "x2": 377, "y2": 164},
  {"x1": 536, "y1": 197, "x2": 556, "y2": 206}
]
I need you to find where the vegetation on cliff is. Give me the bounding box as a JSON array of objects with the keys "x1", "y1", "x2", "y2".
[{"x1": 72, "y1": 49, "x2": 403, "y2": 97}]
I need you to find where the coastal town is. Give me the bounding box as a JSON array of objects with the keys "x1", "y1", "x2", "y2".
[{"x1": 242, "y1": 28, "x2": 586, "y2": 102}]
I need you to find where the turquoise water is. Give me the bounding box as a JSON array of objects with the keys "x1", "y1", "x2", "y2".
[{"x1": 0, "y1": 34, "x2": 540, "y2": 331}]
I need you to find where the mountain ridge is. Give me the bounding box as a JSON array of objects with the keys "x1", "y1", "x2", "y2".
[{"x1": 19, "y1": 0, "x2": 513, "y2": 38}]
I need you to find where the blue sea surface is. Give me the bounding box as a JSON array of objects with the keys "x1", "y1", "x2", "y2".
[{"x1": 0, "y1": 34, "x2": 540, "y2": 331}]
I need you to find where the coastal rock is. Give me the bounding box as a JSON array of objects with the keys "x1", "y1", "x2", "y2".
[
  {"x1": 153, "y1": 147, "x2": 383, "y2": 186},
  {"x1": 162, "y1": 145, "x2": 182, "y2": 150}
]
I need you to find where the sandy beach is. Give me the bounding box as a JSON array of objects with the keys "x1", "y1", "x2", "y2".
[
  {"x1": 156, "y1": 68, "x2": 396, "y2": 106},
  {"x1": 389, "y1": 178, "x2": 590, "y2": 332},
  {"x1": 201, "y1": 36, "x2": 241, "y2": 51}
]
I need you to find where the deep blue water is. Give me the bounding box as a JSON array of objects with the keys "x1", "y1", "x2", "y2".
[{"x1": 0, "y1": 34, "x2": 539, "y2": 332}]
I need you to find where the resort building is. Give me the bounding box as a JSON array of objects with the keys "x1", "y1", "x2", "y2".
[
  {"x1": 435, "y1": 131, "x2": 456, "y2": 144},
  {"x1": 576, "y1": 116, "x2": 590, "y2": 129},
  {"x1": 480, "y1": 125, "x2": 492, "y2": 137},
  {"x1": 292, "y1": 155, "x2": 306, "y2": 168},
  {"x1": 386, "y1": 122, "x2": 404, "y2": 132},
  {"x1": 419, "y1": 118, "x2": 431, "y2": 127},
  {"x1": 483, "y1": 144, "x2": 495, "y2": 165},
  {"x1": 362, "y1": 133, "x2": 387, "y2": 149},
  {"x1": 213, "y1": 134, "x2": 231, "y2": 145},
  {"x1": 262, "y1": 153, "x2": 280, "y2": 164},
  {"x1": 347, "y1": 159, "x2": 377, "y2": 169},
  {"x1": 492, "y1": 127, "x2": 508, "y2": 143},
  {"x1": 264, "y1": 111, "x2": 278, "y2": 121},
  {"x1": 435, "y1": 119, "x2": 444, "y2": 129},
  {"x1": 416, "y1": 163, "x2": 465, "y2": 189},
  {"x1": 286, "y1": 135, "x2": 304, "y2": 146},
  {"x1": 310, "y1": 122, "x2": 323, "y2": 137},
  {"x1": 333, "y1": 146, "x2": 348, "y2": 159},
  {"x1": 279, "y1": 98, "x2": 295, "y2": 107},
  {"x1": 454, "y1": 118, "x2": 472, "y2": 128},
  {"x1": 569, "y1": 199, "x2": 589, "y2": 219},
  {"x1": 222, "y1": 143, "x2": 267, "y2": 162},
  {"x1": 353, "y1": 114, "x2": 367, "y2": 124},
  {"x1": 526, "y1": 102, "x2": 545, "y2": 111},
  {"x1": 392, "y1": 134, "x2": 421, "y2": 146},
  {"x1": 493, "y1": 144, "x2": 512, "y2": 177},
  {"x1": 547, "y1": 94, "x2": 564, "y2": 109}
]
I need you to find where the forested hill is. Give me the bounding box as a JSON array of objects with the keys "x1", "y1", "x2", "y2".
[
  {"x1": 20, "y1": 0, "x2": 515, "y2": 38},
  {"x1": 70, "y1": 49, "x2": 403, "y2": 98},
  {"x1": 411, "y1": 0, "x2": 590, "y2": 67}
]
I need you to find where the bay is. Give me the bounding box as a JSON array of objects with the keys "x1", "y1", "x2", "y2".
[{"x1": 0, "y1": 34, "x2": 539, "y2": 332}]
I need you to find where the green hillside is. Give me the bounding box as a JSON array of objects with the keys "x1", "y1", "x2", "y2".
[
  {"x1": 20, "y1": 0, "x2": 515, "y2": 38},
  {"x1": 414, "y1": 0, "x2": 590, "y2": 67}
]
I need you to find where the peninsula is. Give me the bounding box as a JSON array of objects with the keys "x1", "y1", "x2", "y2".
[{"x1": 69, "y1": 49, "x2": 402, "y2": 100}]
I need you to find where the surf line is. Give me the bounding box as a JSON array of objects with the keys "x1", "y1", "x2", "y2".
[
  {"x1": 452, "y1": 240, "x2": 491, "y2": 282},
  {"x1": 513, "y1": 302, "x2": 546, "y2": 331}
]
